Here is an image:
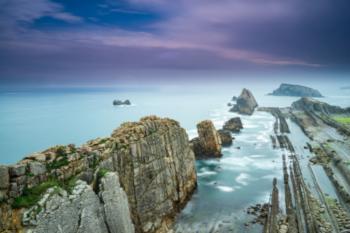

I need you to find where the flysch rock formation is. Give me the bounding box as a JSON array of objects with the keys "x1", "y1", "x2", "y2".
[
  {"x1": 230, "y1": 88, "x2": 258, "y2": 115},
  {"x1": 270, "y1": 83, "x2": 323, "y2": 97},
  {"x1": 0, "y1": 116, "x2": 197, "y2": 233},
  {"x1": 292, "y1": 97, "x2": 350, "y2": 115},
  {"x1": 190, "y1": 120, "x2": 222, "y2": 158}
]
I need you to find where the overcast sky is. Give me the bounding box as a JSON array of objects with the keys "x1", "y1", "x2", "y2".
[{"x1": 1, "y1": 0, "x2": 349, "y2": 85}]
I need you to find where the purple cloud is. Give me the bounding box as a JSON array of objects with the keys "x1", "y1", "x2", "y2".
[{"x1": 0, "y1": 0, "x2": 349, "y2": 84}]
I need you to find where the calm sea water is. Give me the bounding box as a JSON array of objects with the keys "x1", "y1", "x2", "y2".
[{"x1": 0, "y1": 83, "x2": 349, "y2": 232}]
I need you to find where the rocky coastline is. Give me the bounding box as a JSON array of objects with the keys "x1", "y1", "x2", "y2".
[{"x1": 0, "y1": 116, "x2": 197, "y2": 233}]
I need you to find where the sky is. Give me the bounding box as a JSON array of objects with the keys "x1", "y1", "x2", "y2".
[{"x1": 0, "y1": 0, "x2": 350, "y2": 86}]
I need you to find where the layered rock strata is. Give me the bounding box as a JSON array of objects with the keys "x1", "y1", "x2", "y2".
[
  {"x1": 190, "y1": 120, "x2": 222, "y2": 158},
  {"x1": 0, "y1": 116, "x2": 197, "y2": 233},
  {"x1": 230, "y1": 88, "x2": 258, "y2": 115}
]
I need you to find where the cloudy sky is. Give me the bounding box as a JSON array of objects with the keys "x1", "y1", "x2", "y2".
[{"x1": 0, "y1": 0, "x2": 349, "y2": 85}]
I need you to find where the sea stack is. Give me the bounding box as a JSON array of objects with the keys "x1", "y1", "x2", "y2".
[
  {"x1": 190, "y1": 120, "x2": 222, "y2": 158},
  {"x1": 223, "y1": 117, "x2": 243, "y2": 132},
  {"x1": 230, "y1": 88, "x2": 258, "y2": 115}
]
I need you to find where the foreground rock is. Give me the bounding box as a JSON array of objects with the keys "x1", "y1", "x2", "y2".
[
  {"x1": 223, "y1": 117, "x2": 243, "y2": 132},
  {"x1": 230, "y1": 88, "x2": 258, "y2": 115},
  {"x1": 113, "y1": 99, "x2": 131, "y2": 105},
  {"x1": 270, "y1": 83, "x2": 323, "y2": 97},
  {"x1": 0, "y1": 116, "x2": 197, "y2": 233},
  {"x1": 292, "y1": 97, "x2": 350, "y2": 115},
  {"x1": 190, "y1": 120, "x2": 222, "y2": 158}
]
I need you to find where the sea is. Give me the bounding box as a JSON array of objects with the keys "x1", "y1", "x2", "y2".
[{"x1": 1, "y1": 82, "x2": 349, "y2": 232}]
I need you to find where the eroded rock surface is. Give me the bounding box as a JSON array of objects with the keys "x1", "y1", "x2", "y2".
[
  {"x1": 0, "y1": 116, "x2": 197, "y2": 233},
  {"x1": 292, "y1": 97, "x2": 350, "y2": 115},
  {"x1": 223, "y1": 117, "x2": 243, "y2": 132},
  {"x1": 230, "y1": 88, "x2": 258, "y2": 115},
  {"x1": 190, "y1": 120, "x2": 222, "y2": 158}
]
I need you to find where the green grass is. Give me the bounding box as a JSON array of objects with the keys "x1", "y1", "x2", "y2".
[
  {"x1": 97, "y1": 168, "x2": 109, "y2": 179},
  {"x1": 12, "y1": 180, "x2": 60, "y2": 209},
  {"x1": 12, "y1": 176, "x2": 78, "y2": 209},
  {"x1": 333, "y1": 116, "x2": 350, "y2": 125}
]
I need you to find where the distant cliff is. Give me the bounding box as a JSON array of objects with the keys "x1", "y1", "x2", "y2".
[
  {"x1": 0, "y1": 116, "x2": 197, "y2": 233},
  {"x1": 270, "y1": 83, "x2": 323, "y2": 97},
  {"x1": 292, "y1": 97, "x2": 350, "y2": 115}
]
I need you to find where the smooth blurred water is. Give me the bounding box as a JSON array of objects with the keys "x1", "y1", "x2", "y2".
[
  {"x1": 1, "y1": 84, "x2": 348, "y2": 165},
  {"x1": 0, "y1": 83, "x2": 350, "y2": 232}
]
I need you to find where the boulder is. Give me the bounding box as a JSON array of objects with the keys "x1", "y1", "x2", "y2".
[
  {"x1": 223, "y1": 117, "x2": 243, "y2": 132},
  {"x1": 191, "y1": 120, "x2": 222, "y2": 158},
  {"x1": 230, "y1": 88, "x2": 258, "y2": 115},
  {"x1": 232, "y1": 96, "x2": 238, "y2": 101},
  {"x1": 270, "y1": 83, "x2": 323, "y2": 97},
  {"x1": 218, "y1": 130, "x2": 233, "y2": 146}
]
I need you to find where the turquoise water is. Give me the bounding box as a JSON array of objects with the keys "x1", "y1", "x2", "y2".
[{"x1": 1, "y1": 84, "x2": 350, "y2": 232}]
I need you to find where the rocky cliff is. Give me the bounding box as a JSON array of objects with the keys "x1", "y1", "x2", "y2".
[
  {"x1": 0, "y1": 116, "x2": 197, "y2": 233},
  {"x1": 270, "y1": 83, "x2": 323, "y2": 97},
  {"x1": 292, "y1": 97, "x2": 350, "y2": 115},
  {"x1": 230, "y1": 88, "x2": 258, "y2": 115}
]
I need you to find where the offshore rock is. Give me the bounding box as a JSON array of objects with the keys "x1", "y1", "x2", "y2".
[
  {"x1": 113, "y1": 99, "x2": 131, "y2": 105},
  {"x1": 292, "y1": 97, "x2": 350, "y2": 115},
  {"x1": 218, "y1": 130, "x2": 233, "y2": 146},
  {"x1": 223, "y1": 117, "x2": 243, "y2": 132},
  {"x1": 0, "y1": 116, "x2": 197, "y2": 233},
  {"x1": 270, "y1": 83, "x2": 323, "y2": 97},
  {"x1": 230, "y1": 88, "x2": 258, "y2": 115},
  {"x1": 191, "y1": 120, "x2": 222, "y2": 158}
]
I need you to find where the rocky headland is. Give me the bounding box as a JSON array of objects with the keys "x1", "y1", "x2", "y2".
[
  {"x1": 0, "y1": 116, "x2": 197, "y2": 233},
  {"x1": 269, "y1": 83, "x2": 323, "y2": 97},
  {"x1": 230, "y1": 88, "x2": 258, "y2": 115}
]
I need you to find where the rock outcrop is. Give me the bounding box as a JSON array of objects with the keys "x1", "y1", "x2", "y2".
[
  {"x1": 230, "y1": 88, "x2": 258, "y2": 115},
  {"x1": 113, "y1": 99, "x2": 131, "y2": 106},
  {"x1": 217, "y1": 130, "x2": 233, "y2": 146},
  {"x1": 190, "y1": 120, "x2": 222, "y2": 158},
  {"x1": 270, "y1": 83, "x2": 323, "y2": 97},
  {"x1": 223, "y1": 117, "x2": 243, "y2": 132},
  {"x1": 0, "y1": 116, "x2": 197, "y2": 233},
  {"x1": 292, "y1": 97, "x2": 350, "y2": 115}
]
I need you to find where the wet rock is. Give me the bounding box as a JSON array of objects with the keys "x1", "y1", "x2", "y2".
[
  {"x1": 230, "y1": 88, "x2": 258, "y2": 115},
  {"x1": 223, "y1": 117, "x2": 243, "y2": 132},
  {"x1": 191, "y1": 120, "x2": 222, "y2": 158},
  {"x1": 232, "y1": 96, "x2": 238, "y2": 101},
  {"x1": 218, "y1": 130, "x2": 233, "y2": 146}
]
